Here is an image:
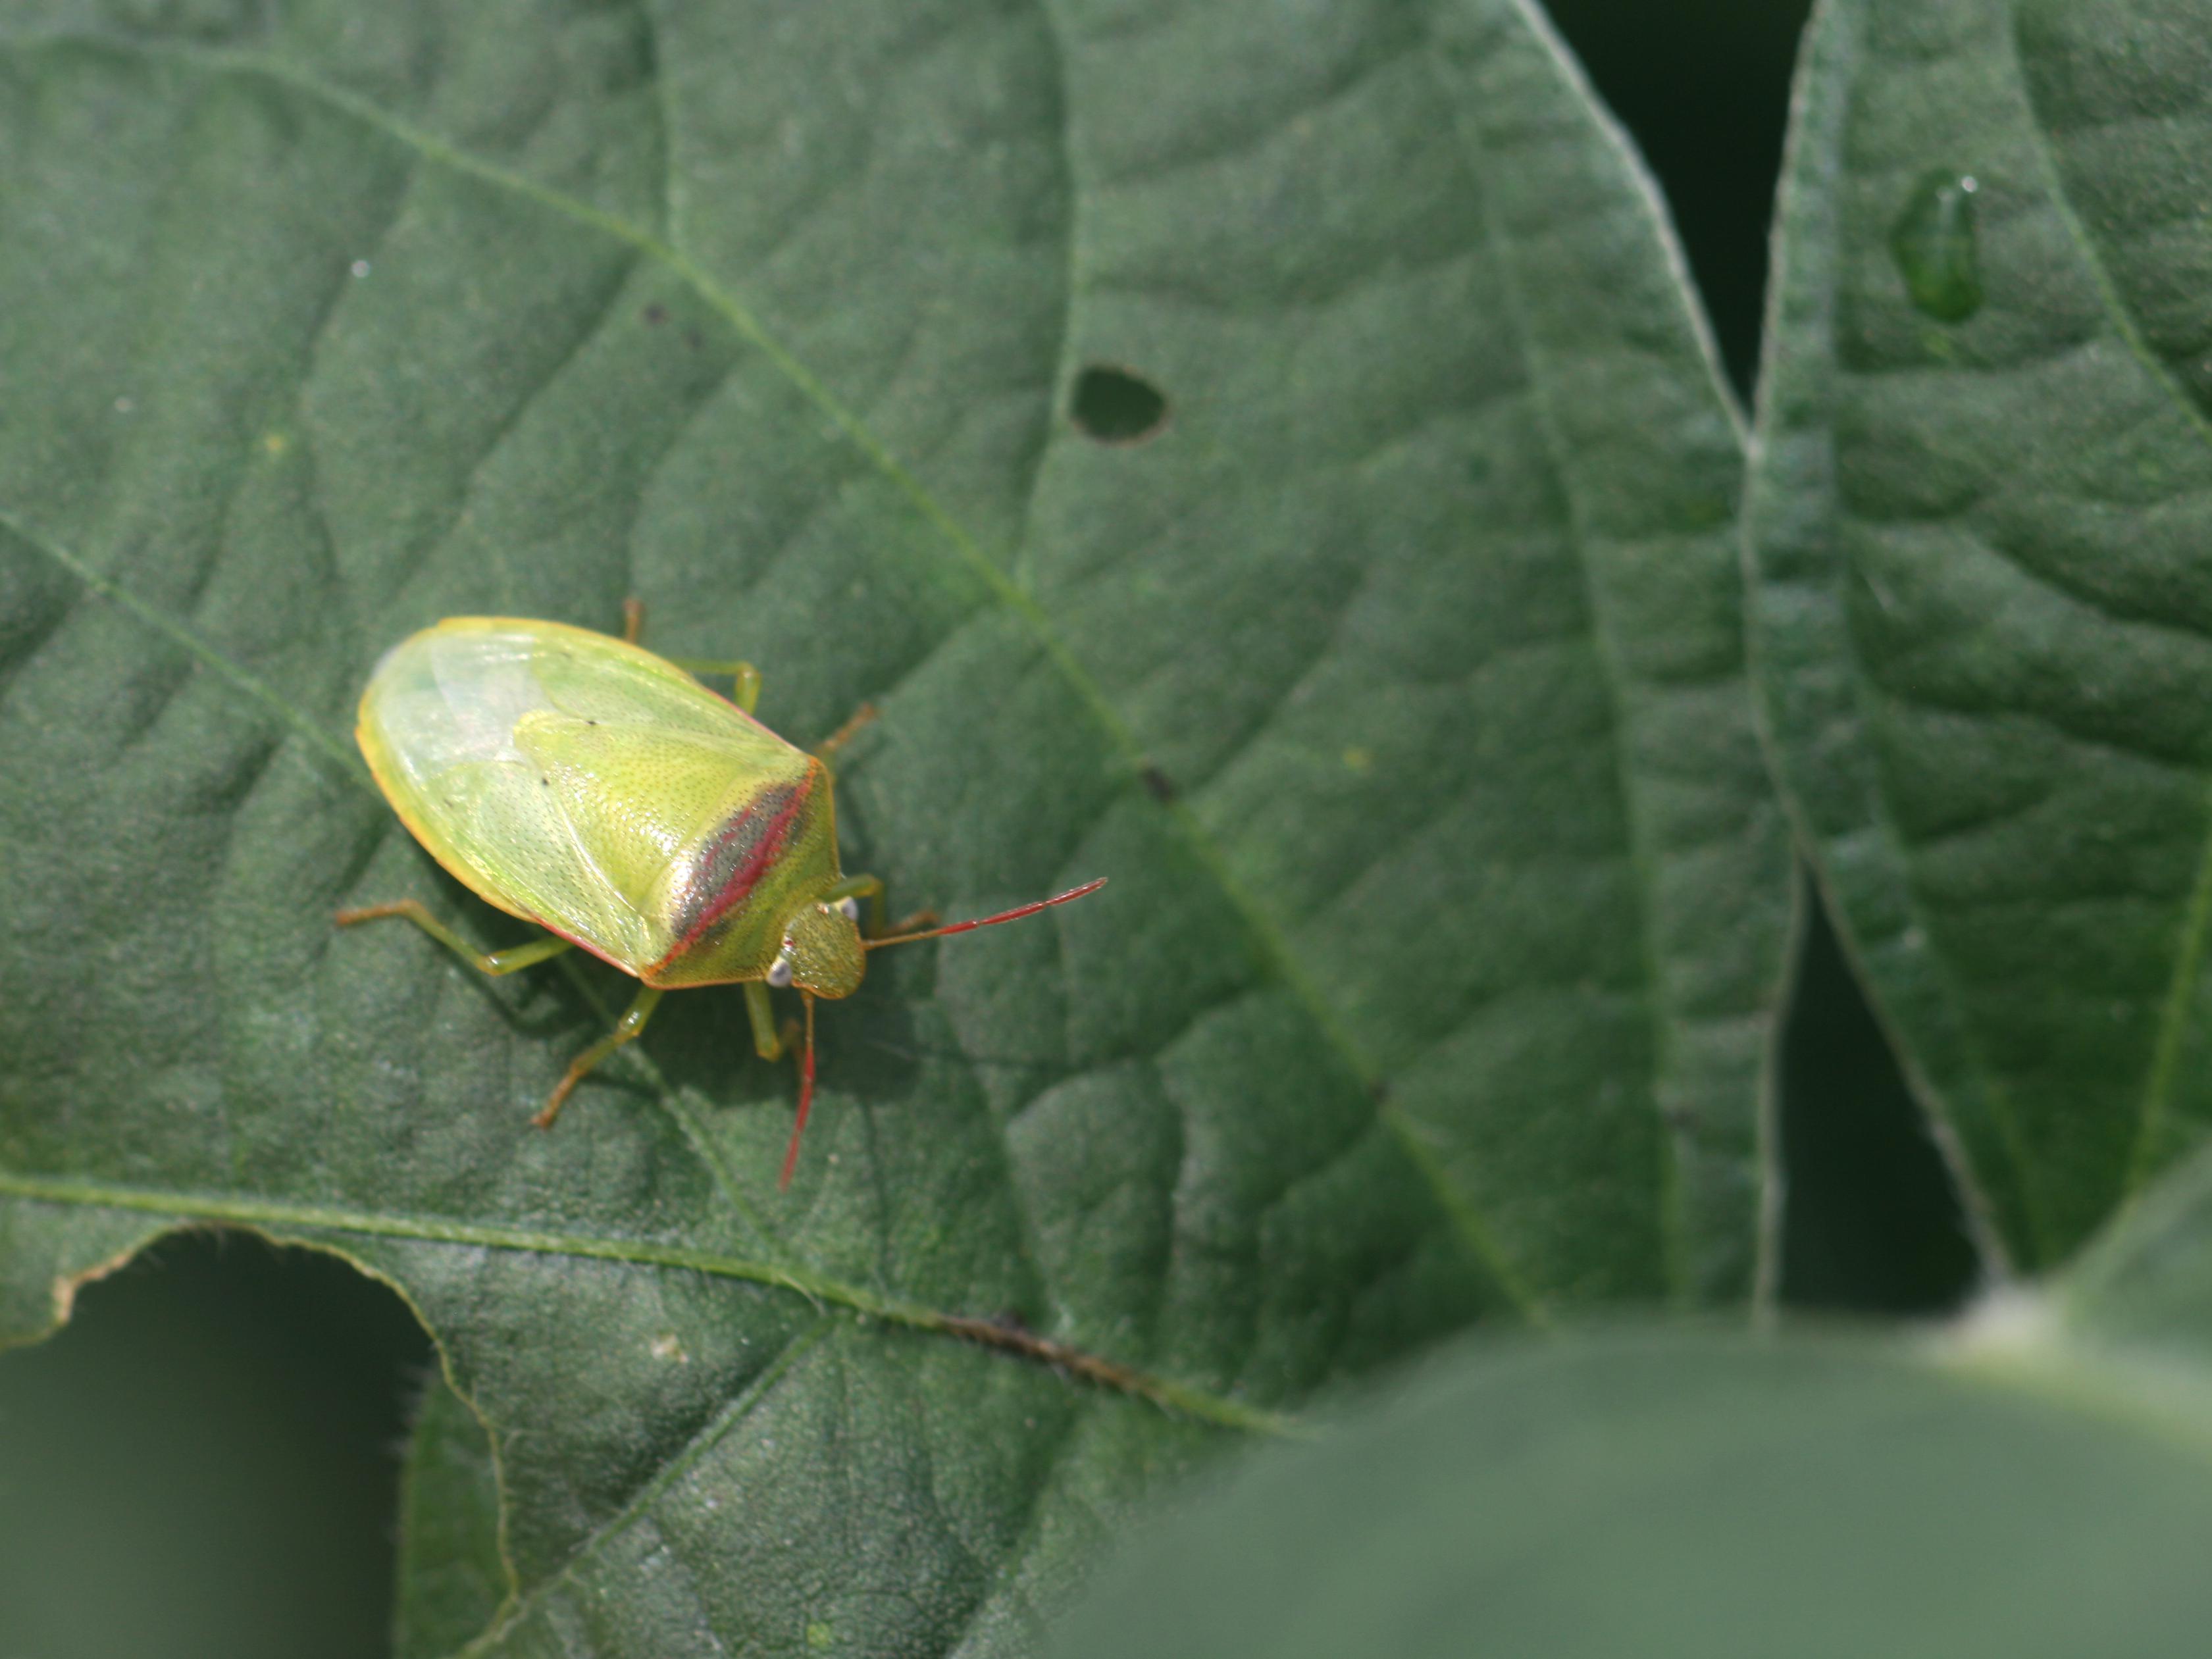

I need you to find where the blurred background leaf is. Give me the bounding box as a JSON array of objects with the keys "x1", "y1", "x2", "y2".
[
  {"x1": 1056, "y1": 1127, "x2": 2212, "y2": 1658},
  {"x1": 1049, "y1": 1296, "x2": 2212, "y2": 1659}
]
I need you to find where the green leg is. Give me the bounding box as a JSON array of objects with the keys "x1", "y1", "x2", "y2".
[
  {"x1": 819, "y1": 873, "x2": 931, "y2": 938},
  {"x1": 622, "y1": 598, "x2": 764, "y2": 710},
  {"x1": 335, "y1": 900, "x2": 576, "y2": 976},
  {"x1": 746, "y1": 981, "x2": 819, "y2": 1188},
  {"x1": 812, "y1": 702, "x2": 877, "y2": 770},
  {"x1": 744, "y1": 979, "x2": 800, "y2": 1061},
  {"x1": 673, "y1": 658, "x2": 762, "y2": 713},
  {"x1": 819, "y1": 873, "x2": 887, "y2": 936},
  {"x1": 820, "y1": 872, "x2": 936, "y2": 940},
  {"x1": 534, "y1": 984, "x2": 665, "y2": 1129}
]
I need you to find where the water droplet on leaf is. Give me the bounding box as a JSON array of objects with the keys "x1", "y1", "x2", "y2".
[{"x1": 1891, "y1": 170, "x2": 1983, "y2": 322}]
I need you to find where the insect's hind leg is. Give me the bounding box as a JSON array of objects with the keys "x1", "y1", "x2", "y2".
[
  {"x1": 621, "y1": 599, "x2": 763, "y2": 711},
  {"x1": 335, "y1": 900, "x2": 576, "y2": 976},
  {"x1": 534, "y1": 984, "x2": 665, "y2": 1129}
]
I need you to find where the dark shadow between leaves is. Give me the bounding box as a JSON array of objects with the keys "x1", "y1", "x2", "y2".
[
  {"x1": 0, "y1": 1231, "x2": 434, "y2": 1659},
  {"x1": 1780, "y1": 874, "x2": 1983, "y2": 1314}
]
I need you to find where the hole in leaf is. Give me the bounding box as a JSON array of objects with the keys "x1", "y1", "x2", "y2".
[
  {"x1": 1070, "y1": 365, "x2": 1170, "y2": 444},
  {"x1": 0, "y1": 1232, "x2": 434, "y2": 1658}
]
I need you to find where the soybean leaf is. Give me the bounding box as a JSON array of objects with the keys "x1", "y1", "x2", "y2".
[
  {"x1": 1058, "y1": 1144, "x2": 2212, "y2": 1659},
  {"x1": 394, "y1": 1372, "x2": 509, "y2": 1659},
  {"x1": 1749, "y1": 0, "x2": 2212, "y2": 1270},
  {"x1": 1050, "y1": 1305, "x2": 2212, "y2": 1659},
  {"x1": 0, "y1": 1, "x2": 1786, "y2": 1654}
]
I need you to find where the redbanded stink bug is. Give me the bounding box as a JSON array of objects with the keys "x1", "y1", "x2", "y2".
[{"x1": 336, "y1": 607, "x2": 1104, "y2": 1188}]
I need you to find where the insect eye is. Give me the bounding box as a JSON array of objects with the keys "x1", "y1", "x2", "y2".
[
  {"x1": 766, "y1": 952, "x2": 794, "y2": 988},
  {"x1": 836, "y1": 896, "x2": 860, "y2": 921}
]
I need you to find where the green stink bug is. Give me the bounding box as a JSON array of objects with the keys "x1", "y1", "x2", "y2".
[{"x1": 336, "y1": 605, "x2": 1104, "y2": 1188}]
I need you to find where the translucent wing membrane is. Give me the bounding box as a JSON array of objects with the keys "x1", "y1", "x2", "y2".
[{"x1": 357, "y1": 619, "x2": 810, "y2": 974}]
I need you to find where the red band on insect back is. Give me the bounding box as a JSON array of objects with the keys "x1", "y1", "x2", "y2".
[{"x1": 657, "y1": 771, "x2": 815, "y2": 968}]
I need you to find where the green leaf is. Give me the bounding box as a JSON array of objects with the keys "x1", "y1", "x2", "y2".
[
  {"x1": 394, "y1": 1373, "x2": 511, "y2": 1659},
  {"x1": 0, "y1": 1, "x2": 1785, "y2": 1652},
  {"x1": 2063, "y1": 1138, "x2": 2212, "y2": 1360},
  {"x1": 1056, "y1": 1148, "x2": 2212, "y2": 1659},
  {"x1": 1051, "y1": 1321, "x2": 2212, "y2": 1658},
  {"x1": 1748, "y1": 0, "x2": 2212, "y2": 1270}
]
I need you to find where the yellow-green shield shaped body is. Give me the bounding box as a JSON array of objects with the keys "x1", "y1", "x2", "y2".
[{"x1": 356, "y1": 617, "x2": 839, "y2": 988}]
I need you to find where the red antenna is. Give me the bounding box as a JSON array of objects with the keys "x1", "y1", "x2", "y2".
[
  {"x1": 780, "y1": 878, "x2": 1104, "y2": 1190},
  {"x1": 863, "y1": 877, "x2": 1108, "y2": 952},
  {"x1": 780, "y1": 992, "x2": 817, "y2": 1192}
]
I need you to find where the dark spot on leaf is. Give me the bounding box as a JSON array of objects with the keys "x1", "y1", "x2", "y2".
[
  {"x1": 643, "y1": 303, "x2": 667, "y2": 325},
  {"x1": 684, "y1": 328, "x2": 705, "y2": 351},
  {"x1": 1071, "y1": 365, "x2": 1170, "y2": 444},
  {"x1": 1140, "y1": 763, "x2": 1177, "y2": 804},
  {"x1": 1370, "y1": 1080, "x2": 1391, "y2": 1106}
]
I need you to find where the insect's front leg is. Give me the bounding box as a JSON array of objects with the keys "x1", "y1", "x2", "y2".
[
  {"x1": 744, "y1": 980, "x2": 802, "y2": 1061},
  {"x1": 335, "y1": 900, "x2": 577, "y2": 976},
  {"x1": 819, "y1": 873, "x2": 937, "y2": 940},
  {"x1": 748, "y1": 984, "x2": 823, "y2": 1190}
]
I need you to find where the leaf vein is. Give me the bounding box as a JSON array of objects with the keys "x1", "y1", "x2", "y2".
[
  {"x1": 1417, "y1": 11, "x2": 1688, "y2": 1300},
  {"x1": 2005, "y1": 14, "x2": 2212, "y2": 1194},
  {"x1": 1, "y1": 22, "x2": 1543, "y2": 1317},
  {"x1": 0, "y1": 506, "x2": 367, "y2": 780},
  {"x1": 0, "y1": 1169, "x2": 1295, "y2": 1434},
  {"x1": 463, "y1": 1317, "x2": 836, "y2": 1654}
]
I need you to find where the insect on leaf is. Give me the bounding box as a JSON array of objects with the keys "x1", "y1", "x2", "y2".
[{"x1": 0, "y1": 2, "x2": 1787, "y2": 1651}]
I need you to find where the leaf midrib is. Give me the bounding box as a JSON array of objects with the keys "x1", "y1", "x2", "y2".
[
  {"x1": 1776, "y1": 1, "x2": 2212, "y2": 1258},
  {"x1": 1425, "y1": 0, "x2": 1700, "y2": 1303},
  {"x1": 0, "y1": 1166, "x2": 1295, "y2": 1433},
  {"x1": 1747, "y1": 0, "x2": 2034, "y2": 1273},
  {"x1": 1, "y1": 24, "x2": 1549, "y2": 1317},
  {"x1": 457, "y1": 1315, "x2": 840, "y2": 1656},
  {"x1": 0, "y1": 467, "x2": 1272, "y2": 1434}
]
